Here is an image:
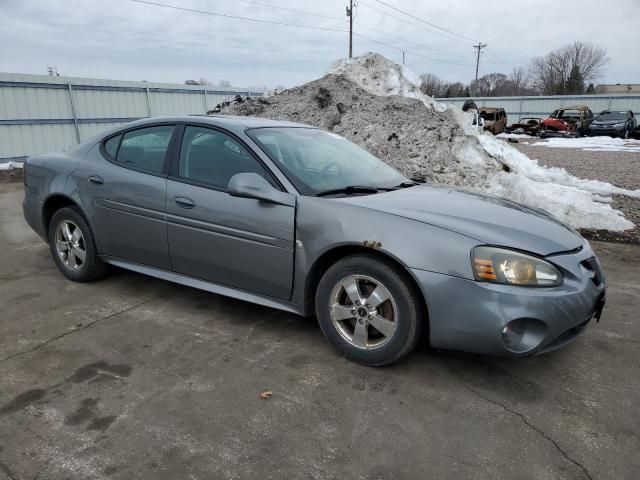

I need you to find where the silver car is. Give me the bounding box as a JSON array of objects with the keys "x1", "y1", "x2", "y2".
[{"x1": 22, "y1": 116, "x2": 607, "y2": 366}]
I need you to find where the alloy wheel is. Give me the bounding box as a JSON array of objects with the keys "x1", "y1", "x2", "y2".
[
  {"x1": 329, "y1": 275, "x2": 398, "y2": 349},
  {"x1": 55, "y1": 220, "x2": 86, "y2": 270}
]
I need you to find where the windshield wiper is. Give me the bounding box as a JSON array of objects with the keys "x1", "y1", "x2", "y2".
[{"x1": 316, "y1": 185, "x2": 380, "y2": 197}]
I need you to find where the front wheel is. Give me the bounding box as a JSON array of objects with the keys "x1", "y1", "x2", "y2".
[
  {"x1": 315, "y1": 254, "x2": 423, "y2": 366},
  {"x1": 48, "y1": 206, "x2": 108, "y2": 282}
]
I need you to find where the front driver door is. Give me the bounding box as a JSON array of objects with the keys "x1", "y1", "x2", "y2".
[{"x1": 166, "y1": 125, "x2": 295, "y2": 300}]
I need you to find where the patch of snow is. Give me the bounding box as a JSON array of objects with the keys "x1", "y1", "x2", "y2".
[
  {"x1": 532, "y1": 136, "x2": 640, "y2": 153},
  {"x1": 497, "y1": 132, "x2": 537, "y2": 139},
  {"x1": 0, "y1": 161, "x2": 24, "y2": 170}
]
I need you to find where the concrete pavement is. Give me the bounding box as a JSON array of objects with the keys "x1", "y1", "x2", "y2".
[{"x1": 0, "y1": 181, "x2": 639, "y2": 479}]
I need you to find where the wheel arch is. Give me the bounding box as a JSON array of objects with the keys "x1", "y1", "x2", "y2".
[
  {"x1": 42, "y1": 194, "x2": 101, "y2": 252},
  {"x1": 303, "y1": 244, "x2": 429, "y2": 328}
]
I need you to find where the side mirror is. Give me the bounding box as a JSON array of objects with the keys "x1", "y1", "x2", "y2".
[{"x1": 228, "y1": 172, "x2": 295, "y2": 207}]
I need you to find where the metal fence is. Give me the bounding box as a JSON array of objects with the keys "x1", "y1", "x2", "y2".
[
  {"x1": 0, "y1": 72, "x2": 264, "y2": 161},
  {"x1": 436, "y1": 94, "x2": 640, "y2": 122}
]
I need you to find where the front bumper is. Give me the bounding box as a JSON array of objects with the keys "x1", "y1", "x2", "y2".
[
  {"x1": 589, "y1": 126, "x2": 624, "y2": 137},
  {"x1": 412, "y1": 244, "x2": 606, "y2": 356}
]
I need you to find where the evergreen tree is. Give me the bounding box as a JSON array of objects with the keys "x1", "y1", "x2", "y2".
[{"x1": 566, "y1": 64, "x2": 585, "y2": 94}]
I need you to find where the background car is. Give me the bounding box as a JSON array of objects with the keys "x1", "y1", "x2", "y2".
[
  {"x1": 540, "y1": 105, "x2": 594, "y2": 137},
  {"x1": 479, "y1": 107, "x2": 507, "y2": 134},
  {"x1": 505, "y1": 117, "x2": 543, "y2": 136},
  {"x1": 589, "y1": 110, "x2": 636, "y2": 138}
]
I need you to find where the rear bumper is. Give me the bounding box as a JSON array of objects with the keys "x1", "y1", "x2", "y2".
[
  {"x1": 22, "y1": 189, "x2": 46, "y2": 240},
  {"x1": 411, "y1": 247, "x2": 606, "y2": 356}
]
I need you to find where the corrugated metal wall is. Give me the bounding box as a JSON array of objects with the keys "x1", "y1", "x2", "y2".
[
  {"x1": 0, "y1": 72, "x2": 263, "y2": 160},
  {"x1": 436, "y1": 94, "x2": 640, "y2": 122}
]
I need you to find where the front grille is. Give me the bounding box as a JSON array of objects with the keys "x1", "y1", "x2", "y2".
[{"x1": 581, "y1": 257, "x2": 605, "y2": 286}]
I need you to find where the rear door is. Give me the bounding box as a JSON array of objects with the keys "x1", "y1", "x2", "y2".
[
  {"x1": 78, "y1": 124, "x2": 176, "y2": 269},
  {"x1": 165, "y1": 125, "x2": 295, "y2": 300}
]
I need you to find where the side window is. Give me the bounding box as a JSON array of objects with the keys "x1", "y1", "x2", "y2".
[
  {"x1": 116, "y1": 125, "x2": 174, "y2": 174},
  {"x1": 178, "y1": 126, "x2": 275, "y2": 190},
  {"x1": 104, "y1": 134, "x2": 121, "y2": 158}
]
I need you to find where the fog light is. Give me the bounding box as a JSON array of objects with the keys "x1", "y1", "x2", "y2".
[
  {"x1": 501, "y1": 318, "x2": 547, "y2": 353},
  {"x1": 502, "y1": 319, "x2": 526, "y2": 350}
]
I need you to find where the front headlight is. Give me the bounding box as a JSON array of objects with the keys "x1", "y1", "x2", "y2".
[{"x1": 472, "y1": 246, "x2": 563, "y2": 287}]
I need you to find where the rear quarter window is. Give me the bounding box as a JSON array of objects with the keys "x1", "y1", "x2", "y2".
[{"x1": 104, "y1": 134, "x2": 122, "y2": 158}]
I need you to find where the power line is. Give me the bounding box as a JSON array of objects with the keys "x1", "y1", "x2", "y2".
[
  {"x1": 358, "y1": 0, "x2": 470, "y2": 45},
  {"x1": 131, "y1": 0, "x2": 347, "y2": 32},
  {"x1": 224, "y1": 0, "x2": 343, "y2": 21},
  {"x1": 354, "y1": 21, "x2": 468, "y2": 58},
  {"x1": 131, "y1": 0, "x2": 476, "y2": 67},
  {"x1": 354, "y1": 32, "x2": 475, "y2": 67},
  {"x1": 367, "y1": 0, "x2": 478, "y2": 43}
]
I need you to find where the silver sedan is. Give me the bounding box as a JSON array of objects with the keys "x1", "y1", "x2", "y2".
[{"x1": 22, "y1": 116, "x2": 606, "y2": 366}]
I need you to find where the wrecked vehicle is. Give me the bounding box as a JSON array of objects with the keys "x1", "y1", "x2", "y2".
[
  {"x1": 23, "y1": 115, "x2": 606, "y2": 366},
  {"x1": 589, "y1": 110, "x2": 636, "y2": 139},
  {"x1": 540, "y1": 105, "x2": 594, "y2": 137},
  {"x1": 479, "y1": 107, "x2": 507, "y2": 134},
  {"x1": 505, "y1": 117, "x2": 543, "y2": 136}
]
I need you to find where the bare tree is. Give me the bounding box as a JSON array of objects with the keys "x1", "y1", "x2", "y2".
[
  {"x1": 419, "y1": 73, "x2": 444, "y2": 97},
  {"x1": 509, "y1": 67, "x2": 528, "y2": 95},
  {"x1": 529, "y1": 42, "x2": 609, "y2": 94},
  {"x1": 218, "y1": 80, "x2": 232, "y2": 87}
]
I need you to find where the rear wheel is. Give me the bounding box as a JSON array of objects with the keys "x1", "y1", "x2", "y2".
[
  {"x1": 48, "y1": 207, "x2": 108, "y2": 282},
  {"x1": 315, "y1": 254, "x2": 423, "y2": 366}
]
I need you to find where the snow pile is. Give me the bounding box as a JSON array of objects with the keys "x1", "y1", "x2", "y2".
[
  {"x1": 219, "y1": 53, "x2": 639, "y2": 232},
  {"x1": 532, "y1": 136, "x2": 640, "y2": 153},
  {"x1": 329, "y1": 55, "x2": 448, "y2": 113},
  {"x1": 0, "y1": 161, "x2": 23, "y2": 171}
]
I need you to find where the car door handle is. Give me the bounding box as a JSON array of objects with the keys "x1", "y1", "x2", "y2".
[
  {"x1": 174, "y1": 196, "x2": 195, "y2": 209},
  {"x1": 88, "y1": 175, "x2": 104, "y2": 185}
]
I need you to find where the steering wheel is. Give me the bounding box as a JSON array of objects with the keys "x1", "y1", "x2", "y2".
[{"x1": 319, "y1": 161, "x2": 344, "y2": 178}]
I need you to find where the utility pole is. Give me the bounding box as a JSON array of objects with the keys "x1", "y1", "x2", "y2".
[
  {"x1": 346, "y1": 0, "x2": 353, "y2": 58},
  {"x1": 473, "y1": 43, "x2": 487, "y2": 84},
  {"x1": 402, "y1": 51, "x2": 405, "y2": 65}
]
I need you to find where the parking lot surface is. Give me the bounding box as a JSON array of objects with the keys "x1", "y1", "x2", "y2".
[{"x1": 1, "y1": 181, "x2": 639, "y2": 480}]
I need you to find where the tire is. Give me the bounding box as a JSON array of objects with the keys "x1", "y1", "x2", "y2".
[
  {"x1": 315, "y1": 254, "x2": 423, "y2": 366},
  {"x1": 48, "y1": 206, "x2": 108, "y2": 282}
]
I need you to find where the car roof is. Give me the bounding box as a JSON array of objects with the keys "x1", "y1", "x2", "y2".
[
  {"x1": 558, "y1": 105, "x2": 590, "y2": 111},
  {"x1": 479, "y1": 107, "x2": 504, "y2": 112},
  {"x1": 118, "y1": 115, "x2": 312, "y2": 133}
]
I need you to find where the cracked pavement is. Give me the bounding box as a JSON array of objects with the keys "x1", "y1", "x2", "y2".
[{"x1": 0, "y1": 181, "x2": 639, "y2": 479}]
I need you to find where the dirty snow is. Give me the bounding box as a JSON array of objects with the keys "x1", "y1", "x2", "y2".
[
  {"x1": 497, "y1": 133, "x2": 539, "y2": 139},
  {"x1": 0, "y1": 161, "x2": 23, "y2": 170},
  {"x1": 532, "y1": 136, "x2": 640, "y2": 153},
  {"x1": 219, "y1": 53, "x2": 639, "y2": 232}
]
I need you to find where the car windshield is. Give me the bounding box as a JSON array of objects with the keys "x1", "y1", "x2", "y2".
[
  {"x1": 247, "y1": 127, "x2": 408, "y2": 196},
  {"x1": 597, "y1": 111, "x2": 627, "y2": 121},
  {"x1": 552, "y1": 110, "x2": 581, "y2": 120},
  {"x1": 480, "y1": 111, "x2": 496, "y2": 121}
]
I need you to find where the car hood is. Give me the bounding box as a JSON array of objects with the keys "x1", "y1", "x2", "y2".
[{"x1": 339, "y1": 185, "x2": 583, "y2": 256}]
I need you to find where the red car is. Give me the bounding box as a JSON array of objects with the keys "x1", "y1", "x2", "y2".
[{"x1": 539, "y1": 105, "x2": 594, "y2": 137}]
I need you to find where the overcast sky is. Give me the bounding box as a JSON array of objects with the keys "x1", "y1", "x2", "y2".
[{"x1": 1, "y1": 0, "x2": 638, "y2": 89}]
